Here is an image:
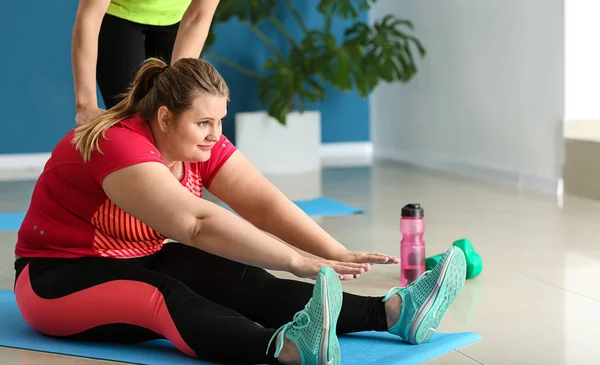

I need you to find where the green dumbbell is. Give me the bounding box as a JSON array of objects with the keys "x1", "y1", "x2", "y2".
[{"x1": 425, "y1": 238, "x2": 482, "y2": 279}]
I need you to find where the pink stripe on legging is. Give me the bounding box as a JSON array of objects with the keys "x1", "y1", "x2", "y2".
[{"x1": 13, "y1": 265, "x2": 196, "y2": 358}]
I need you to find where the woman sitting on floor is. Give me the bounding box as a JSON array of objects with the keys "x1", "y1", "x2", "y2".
[{"x1": 13, "y1": 57, "x2": 466, "y2": 365}]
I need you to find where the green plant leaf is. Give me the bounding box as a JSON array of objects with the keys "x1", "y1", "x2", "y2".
[
  {"x1": 206, "y1": 2, "x2": 425, "y2": 121},
  {"x1": 317, "y1": 0, "x2": 376, "y2": 19},
  {"x1": 344, "y1": 15, "x2": 426, "y2": 89},
  {"x1": 258, "y1": 55, "x2": 326, "y2": 125},
  {"x1": 206, "y1": 0, "x2": 277, "y2": 50},
  {"x1": 204, "y1": 27, "x2": 217, "y2": 50},
  {"x1": 213, "y1": 0, "x2": 277, "y2": 24},
  {"x1": 300, "y1": 28, "x2": 374, "y2": 97},
  {"x1": 300, "y1": 30, "x2": 336, "y2": 74}
]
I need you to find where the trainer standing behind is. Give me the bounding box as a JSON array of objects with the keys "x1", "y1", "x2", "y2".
[{"x1": 71, "y1": 0, "x2": 220, "y2": 126}]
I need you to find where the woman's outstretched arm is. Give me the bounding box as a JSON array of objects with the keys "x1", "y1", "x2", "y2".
[
  {"x1": 207, "y1": 151, "x2": 399, "y2": 265},
  {"x1": 102, "y1": 161, "x2": 367, "y2": 279}
]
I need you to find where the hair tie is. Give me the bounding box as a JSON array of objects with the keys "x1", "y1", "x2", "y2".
[{"x1": 161, "y1": 65, "x2": 169, "y2": 73}]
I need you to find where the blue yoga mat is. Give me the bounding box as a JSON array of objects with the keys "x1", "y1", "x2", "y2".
[
  {"x1": 291, "y1": 197, "x2": 364, "y2": 217},
  {"x1": 218, "y1": 197, "x2": 364, "y2": 217},
  {"x1": 0, "y1": 212, "x2": 25, "y2": 231},
  {"x1": 0, "y1": 290, "x2": 480, "y2": 365},
  {"x1": 217, "y1": 196, "x2": 364, "y2": 219},
  {"x1": 0, "y1": 197, "x2": 362, "y2": 232}
]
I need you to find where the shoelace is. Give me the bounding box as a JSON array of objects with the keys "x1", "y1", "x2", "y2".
[{"x1": 267, "y1": 301, "x2": 313, "y2": 357}]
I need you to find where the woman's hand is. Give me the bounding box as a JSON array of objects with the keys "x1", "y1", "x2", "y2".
[
  {"x1": 289, "y1": 255, "x2": 369, "y2": 281},
  {"x1": 330, "y1": 249, "x2": 400, "y2": 268}
]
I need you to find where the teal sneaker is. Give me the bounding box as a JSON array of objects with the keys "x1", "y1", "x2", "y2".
[
  {"x1": 267, "y1": 266, "x2": 343, "y2": 364},
  {"x1": 383, "y1": 246, "x2": 466, "y2": 345}
]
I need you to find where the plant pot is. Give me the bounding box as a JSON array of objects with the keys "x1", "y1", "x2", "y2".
[{"x1": 234, "y1": 110, "x2": 322, "y2": 175}]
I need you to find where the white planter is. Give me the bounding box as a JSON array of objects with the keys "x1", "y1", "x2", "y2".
[{"x1": 235, "y1": 110, "x2": 322, "y2": 175}]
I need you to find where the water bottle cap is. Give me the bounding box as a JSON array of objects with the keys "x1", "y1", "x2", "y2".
[{"x1": 402, "y1": 203, "x2": 424, "y2": 217}]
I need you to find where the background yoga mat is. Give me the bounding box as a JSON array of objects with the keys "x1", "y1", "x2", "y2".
[
  {"x1": 0, "y1": 197, "x2": 363, "y2": 232},
  {"x1": 0, "y1": 290, "x2": 480, "y2": 365},
  {"x1": 218, "y1": 196, "x2": 364, "y2": 217},
  {"x1": 287, "y1": 197, "x2": 364, "y2": 217},
  {"x1": 0, "y1": 212, "x2": 25, "y2": 231}
]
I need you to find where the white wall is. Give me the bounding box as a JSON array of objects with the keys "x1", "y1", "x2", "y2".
[
  {"x1": 370, "y1": 0, "x2": 565, "y2": 193},
  {"x1": 565, "y1": 0, "x2": 600, "y2": 121}
]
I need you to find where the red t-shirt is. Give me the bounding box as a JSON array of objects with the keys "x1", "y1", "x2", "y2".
[{"x1": 14, "y1": 114, "x2": 236, "y2": 259}]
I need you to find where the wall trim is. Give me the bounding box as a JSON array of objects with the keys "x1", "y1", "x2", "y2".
[
  {"x1": 320, "y1": 142, "x2": 373, "y2": 167},
  {"x1": 0, "y1": 142, "x2": 374, "y2": 181},
  {"x1": 0, "y1": 145, "x2": 562, "y2": 195},
  {"x1": 0, "y1": 153, "x2": 51, "y2": 181},
  {"x1": 375, "y1": 147, "x2": 562, "y2": 196}
]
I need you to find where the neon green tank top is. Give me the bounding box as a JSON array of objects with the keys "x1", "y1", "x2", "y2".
[{"x1": 107, "y1": 0, "x2": 192, "y2": 26}]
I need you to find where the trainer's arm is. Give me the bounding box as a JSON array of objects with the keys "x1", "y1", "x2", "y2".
[
  {"x1": 72, "y1": 0, "x2": 111, "y2": 111},
  {"x1": 101, "y1": 162, "x2": 365, "y2": 277},
  {"x1": 170, "y1": 0, "x2": 220, "y2": 63}
]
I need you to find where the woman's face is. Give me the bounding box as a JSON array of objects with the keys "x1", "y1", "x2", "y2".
[{"x1": 157, "y1": 95, "x2": 227, "y2": 163}]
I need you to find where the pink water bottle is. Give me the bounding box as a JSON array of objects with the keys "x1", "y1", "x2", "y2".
[{"x1": 400, "y1": 203, "x2": 426, "y2": 287}]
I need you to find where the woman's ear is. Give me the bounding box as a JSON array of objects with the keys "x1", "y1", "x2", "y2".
[{"x1": 157, "y1": 106, "x2": 171, "y2": 133}]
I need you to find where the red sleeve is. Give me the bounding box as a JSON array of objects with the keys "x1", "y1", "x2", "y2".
[
  {"x1": 86, "y1": 125, "x2": 165, "y2": 185},
  {"x1": 200, "y1": 134, "x2": 237, "y2": 188}
]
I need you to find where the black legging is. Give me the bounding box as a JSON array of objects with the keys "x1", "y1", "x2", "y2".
[
  {"x1": 97, "y1": 14, "x2": 179, "y2": 109},
  {"x1": 14, "y1": 242, "x2": 388, "y2": 365}
]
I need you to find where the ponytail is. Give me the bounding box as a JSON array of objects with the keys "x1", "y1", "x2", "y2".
[{"x1": 72, "y1": 58, "x2": 167, "y2": 162}]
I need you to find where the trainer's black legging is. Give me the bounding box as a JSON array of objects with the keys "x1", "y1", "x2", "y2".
[
  {"x1": 14, "y1": 243, "x2": 388, "y2": 365},
  {"x1": 97, "y1": 14, "x2": 179, "y2": 109}
]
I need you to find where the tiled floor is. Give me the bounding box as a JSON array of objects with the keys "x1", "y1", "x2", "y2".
[{"x1": 1, "y1": 160, "x2": 599, "y2": 364}]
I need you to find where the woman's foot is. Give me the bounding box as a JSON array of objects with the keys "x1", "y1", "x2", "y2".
[
  {"x1": 384, "y1": 292, "x2": 402, "y2": 329},
  {"x1": 268, "y1": 266, "x2": 343, "y2": 365},
  {"x1": 275, "y1": 335, "x2": 301, "y2": 365},
  {"x1": 383, "y1": 246, "x2": 466, "y2": 344}
]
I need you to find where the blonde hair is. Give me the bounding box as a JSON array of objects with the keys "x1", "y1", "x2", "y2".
[{"x1": 73, "y1": 57, "x2": 230, "y2": 162}]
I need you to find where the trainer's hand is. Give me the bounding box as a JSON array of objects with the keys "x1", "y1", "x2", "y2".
[
  {"x1": 331, "y1": 249, "x2": 400, "y2": 268},
  {"x1": 75, "y1": 106, "x2": 105, "y2": 126},
  {"x1": 289, "y1": 255, "x2": 368, "y2": 281}
]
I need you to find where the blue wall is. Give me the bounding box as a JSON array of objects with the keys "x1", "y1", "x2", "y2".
[
  {"x1": 0, "y1": 1, "x2": 79, "y2": 154},
  {"x1": 0, "y1": 0, "x2": 369, "y2": 154}
]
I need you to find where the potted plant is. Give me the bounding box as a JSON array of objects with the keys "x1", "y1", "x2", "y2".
[{"x1": 204, "y1": 0, "x2": 425, "y2": 174}]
